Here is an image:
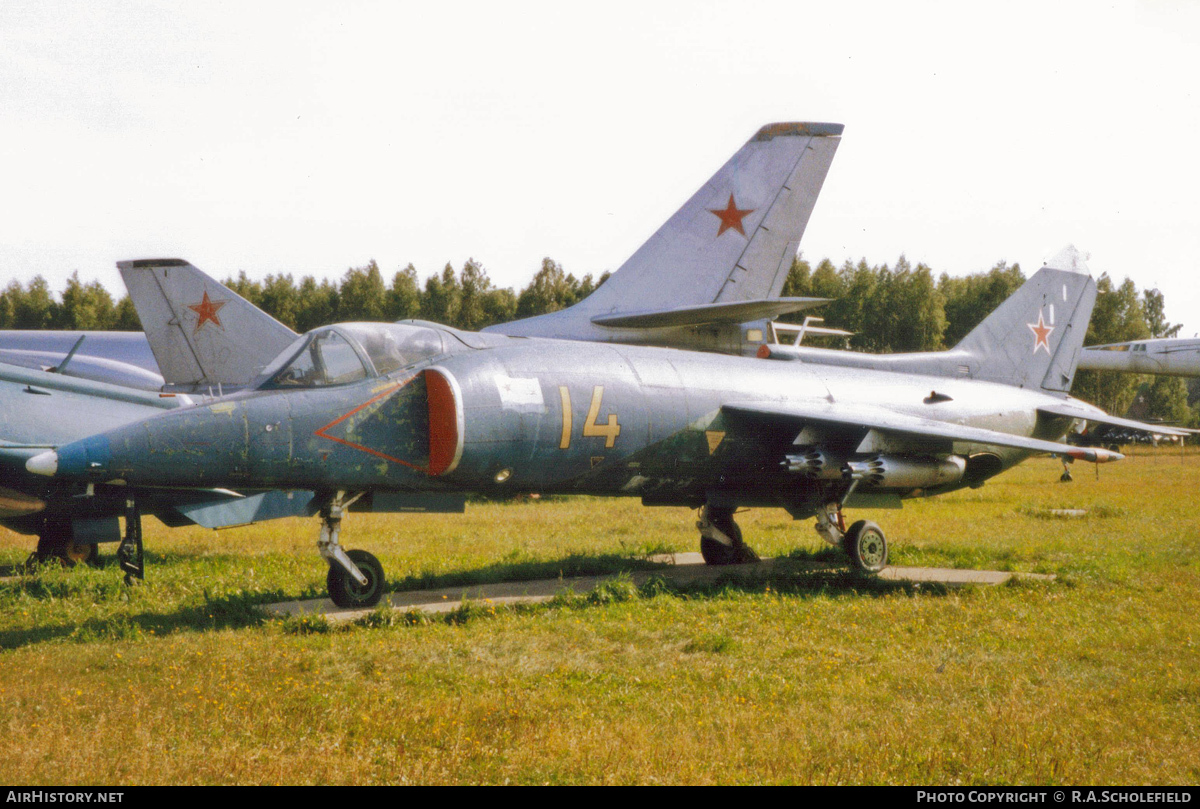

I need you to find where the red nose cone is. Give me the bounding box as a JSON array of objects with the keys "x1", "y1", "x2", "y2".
[{"x1": 424, "y1": 368, "x2": 463, "y2": 476}]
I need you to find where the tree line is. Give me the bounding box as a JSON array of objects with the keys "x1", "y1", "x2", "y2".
[{"x1": 1, "y1": 254, "x2": 1193, "y2": 424}]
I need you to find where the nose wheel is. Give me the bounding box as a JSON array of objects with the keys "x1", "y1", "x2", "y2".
[
  {"x1": 326, "y1": 548, "x2": 385, "y2": 609},
  {"x1": 318, "y1": 491, "x2": 386, "y2": 609},
  {"x1": 25, "y1": 518, "x2": 102, "y2": 570}
]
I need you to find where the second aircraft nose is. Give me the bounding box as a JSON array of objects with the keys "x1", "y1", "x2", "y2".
[{"x1": 25, "y1": 450, "x2": 58, "y2": 477}]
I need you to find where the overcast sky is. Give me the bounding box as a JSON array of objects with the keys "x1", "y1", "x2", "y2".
[{"x1": 3, "y1": 0, "x2": 1199, "y2": 333}]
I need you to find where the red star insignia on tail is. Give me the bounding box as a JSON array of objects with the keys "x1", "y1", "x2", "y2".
[
  {"x1": 708, "y1": 193, "x2": 754, "y2": 237},
  {"x1": 188, "y1": 291, "x2": 227, "y2": 333},
  {"x1": 1027, "y1": 311, "x2": 1054, "y2": 354}
]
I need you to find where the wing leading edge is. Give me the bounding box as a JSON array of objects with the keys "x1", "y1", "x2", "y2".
[
  {"x1": 722, "y1": 400, "x2": 1123, "y2": 463},
  {"x1": 1036, "y1": 402, "x2": 1193, "y2": 438}
]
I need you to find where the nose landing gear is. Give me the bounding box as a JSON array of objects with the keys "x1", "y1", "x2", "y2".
[
  {"x1": 318, "y1": 491, "x2": 386, "y2": 609},
  {"x1": 25, "y1": 518, "x2": 100, "y2": 570}
]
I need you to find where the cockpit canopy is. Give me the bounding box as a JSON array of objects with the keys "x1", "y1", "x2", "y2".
[{"x1": 255, "y1": 323, "x2": 449, "y2": 389}]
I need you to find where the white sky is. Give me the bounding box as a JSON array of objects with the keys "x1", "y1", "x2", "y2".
[{"x1": 2, "y1": 0, "x2": 1199, "y2": 333}]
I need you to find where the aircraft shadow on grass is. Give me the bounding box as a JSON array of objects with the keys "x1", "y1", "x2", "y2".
[{"x1": 0, "y1": 549, "x2": 947, "y2": 650}]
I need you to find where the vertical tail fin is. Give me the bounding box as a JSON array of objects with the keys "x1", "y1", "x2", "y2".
[
  {"x1": 953, "y1": 246, "x2": 1096, "y2": 392},
  {"x1": 493, "y1": 122, "x2": 842, "y2": 339},
  {"x1": 117, "y1": 259, "x2": 297, "y2": 389}
]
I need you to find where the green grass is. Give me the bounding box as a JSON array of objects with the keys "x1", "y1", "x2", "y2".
[{"x1": 1, "y1": 451, "x2": 1198, "y2": 784}]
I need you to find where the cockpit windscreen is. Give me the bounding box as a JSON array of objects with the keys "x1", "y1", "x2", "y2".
[{"x1": 256, "y1": 323, "x2": 448, "y2": 389}]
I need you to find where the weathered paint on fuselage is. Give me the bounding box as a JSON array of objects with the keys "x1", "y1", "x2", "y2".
[{"x1": 58, "y1": 335, "x2": 1075, "y2": 511}]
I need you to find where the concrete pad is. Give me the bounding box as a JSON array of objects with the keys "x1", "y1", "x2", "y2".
[{"x1": 261, "y1": 553, "x2": 1055, "y2": 623}]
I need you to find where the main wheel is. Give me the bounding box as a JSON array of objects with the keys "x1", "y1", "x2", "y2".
[
  {"x1": 699, "y1": 507, "x2": 757, "y2": 565},
  {"x1": 326, "y1": 549, "x2": 386, "y2": 609},
  {"x1": 700, "y1": 536, "x2": 741, "y2": 566},
  {"x1": 843, "y1": 520, "x2": 888, "y2": 573}
]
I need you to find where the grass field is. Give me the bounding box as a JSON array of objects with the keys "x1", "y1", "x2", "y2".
[{"x1": 1, "y1": 450, "x2": 1198, "y2": 785}]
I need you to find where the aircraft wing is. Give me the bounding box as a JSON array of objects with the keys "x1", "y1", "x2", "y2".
[
  {"x1": 1036, "y1": 402, "x2": 1193, "y2": 438},
  {"x1": 591, "y1": 297, "x2": 827, "y2": 329},
  {"x1": 722, "y1": 400, "x2": 1122, "y2": 462}
]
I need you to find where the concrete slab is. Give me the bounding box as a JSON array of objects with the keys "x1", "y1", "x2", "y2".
[{"x1": 261, "y1": 554, "x2": 1055, "y2": 623}]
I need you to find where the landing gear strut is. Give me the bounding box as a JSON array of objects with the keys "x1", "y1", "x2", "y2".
[
  {"x1": 117, "y1": 500, "x2": 144, "y2": 585},
  {"x1": 318, "y1": 491, "x2": 386, "y2": 609},
  {"x1": 814, "y1": 501, "x2": 889, "y2": 573},
  {"x1": 697, "y1": 505, "x2": 758, "y2": 565},
  {"x1": 1059, "y1": 457, "x2": 1074, "y2": 483}
]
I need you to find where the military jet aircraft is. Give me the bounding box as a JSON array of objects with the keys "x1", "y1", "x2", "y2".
[
  {"x1": 28, "y1": 249, "x2": 1166, "y2": 608},
  {"x1": 1078, "y1": 337, "x2": 1200, "y2": 377},
  {"x1": 0, "y1": 123, "x2": 846, "y2": 565},
  {"x1": 0, "y1": 266, "x2": 317, "y2": 564}
]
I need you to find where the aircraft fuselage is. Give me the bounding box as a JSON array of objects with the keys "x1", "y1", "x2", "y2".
[{"x1": 46, "y1": 337, "x2": 1071, "y2": 514}]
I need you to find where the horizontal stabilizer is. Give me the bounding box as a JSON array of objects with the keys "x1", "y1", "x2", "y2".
[
  {"x1": 591, "y1": 297, "x2": 827, "y2": 330},
  {"x1": 723, "y1": 400, "x2": 1123, "y2": 462},
  {"x1": 771, "y1": 320, "x2": 854, "y2": 340},
  {"x1": 1037, "y1": 402, "x2": 1192, "y2": 437}
]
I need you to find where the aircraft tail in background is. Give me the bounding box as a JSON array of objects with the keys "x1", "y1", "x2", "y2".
[
  {"x1": 118, "y1": 259, "x2": 297, "y2": 391},
  {"x1": 761, "y1": 246, "x2": 1098, "y2": 394},
  {"x1": 951, "y1": 246, "x2": 1096, "y2": 393},
  {"x1": 489, "y1": 122, "x2": 843, "y2": 348}
]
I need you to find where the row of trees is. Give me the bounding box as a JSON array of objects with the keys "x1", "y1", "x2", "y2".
[
  {"x1": 0, "y1": 254, "x2": 1193, "y2": 424},
  {"x1": 0, "y1": 258, "x2": 606, "y2": 336}
]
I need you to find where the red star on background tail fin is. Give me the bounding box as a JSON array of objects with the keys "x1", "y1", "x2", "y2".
[
  {"x1": 708, "y1": 193, "x2": 754, "y2": 237},
  {"x1": 188, "y1": 291, "x2": 227, "y2": 333},
  {"x1": 1027, "y1": 311, "x2": 1054, "y2": 354}
]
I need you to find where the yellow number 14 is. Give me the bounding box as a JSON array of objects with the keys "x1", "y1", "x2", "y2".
[{"x1": 559, "y1": 386, "x2": 621, "y2": 449}]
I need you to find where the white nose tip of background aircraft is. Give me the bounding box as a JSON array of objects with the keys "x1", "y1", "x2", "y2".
[{"x1": 26, "y1": 451, "x2": 58, "y2": 477}]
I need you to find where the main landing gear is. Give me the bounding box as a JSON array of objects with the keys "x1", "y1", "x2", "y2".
[
  {"x1": 318, "y1": 491, "x2": 386, "y2": 609},
  {"x1": 25, "y1": 518, "x2": 100, "y2": 570},
  {"x1": 696, "y1": 500, "x2": 889, "y2": 573},
  {"x1": 814, "y1": 501, "x2": 889, "y2": 573},
  {"x1": 1059, "y1": 457, "x2": 1074, "y2": 483},
  {"x1": 697, "y1": 505, "x2": 759, "y2": 565}
]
